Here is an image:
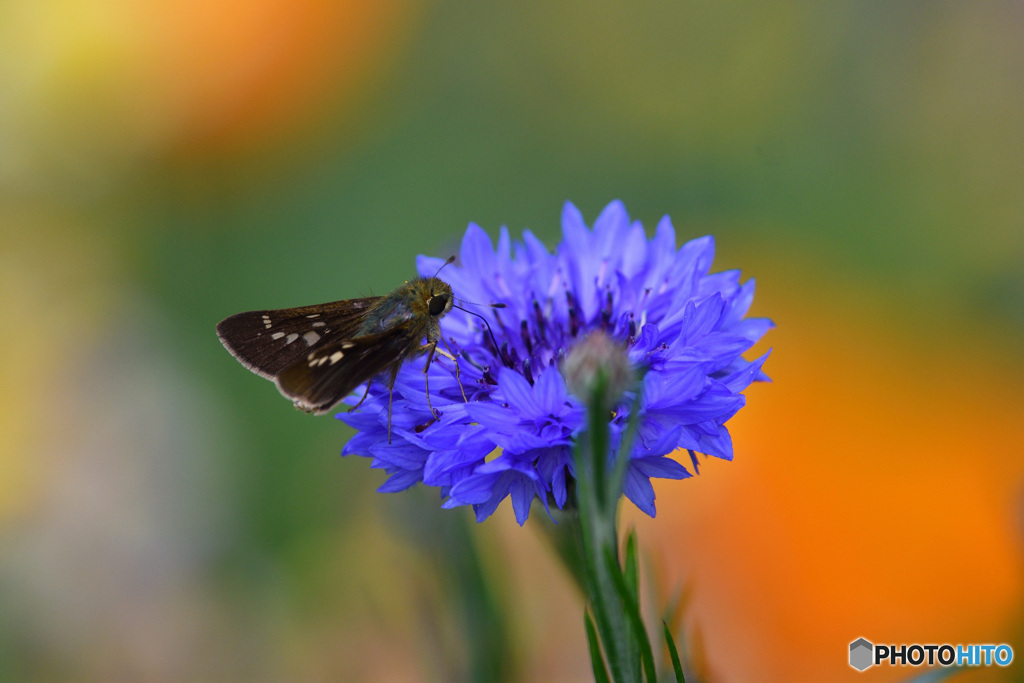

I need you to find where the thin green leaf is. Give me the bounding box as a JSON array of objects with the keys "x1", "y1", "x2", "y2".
[
  {"x1": 623, "y1": 529, "x2": 639, "y2": 601},
  {"x1": 619, "y1": 528, "x2": 641, "y2": 680},
  {"x1": 621, "y1": 528, "x2": 641, "y2": 674},
  {"x1": 579, "y1": 528, "x2": 619, "y2": 682},
  {"x1": 661, "y1": 581, "x2": 693, "y2": 634},
  {"x1": 604, "y1": 547, "x2": 657, "y2": 683},
  {"x1": 662, "y1": 621, "x2": 686, "y2": 683},
  {"x1": 584, "y1": 611, "x2": 612, "y2": 683}
]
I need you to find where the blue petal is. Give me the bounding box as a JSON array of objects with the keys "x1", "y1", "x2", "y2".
[
  {"x1": 473, "y1": 485, "x2": 509, "y2": 522},
  {"x1": 623, "y1": 466, "x2": 657, "y2": 517},
  {"x1": 700, "y1": 424, "x2": 734, "y2": 461},
  {"x1": 724, "y1": 278, "x2": 756, "y2": 324},
  {"x1": 693, "y1": 332, "x2": 754, "y2": 364},
  {"x1": 721, "y1": 350, "x2": 772, "y2": 393},
  {"x1": 679, "y1": 235, "x2": 716, "y2": 281},
  {"x1": 464, "y1": 402, "x2": 518, "y2": 428},
  {"x1": 536, "y1": 447, "x2": 572, "y2": 508},
  {"x1": 642, "y1": 365, "x2": 706, "y2": 411},
  {"x1": 342, "y1": 428, "x2": 386, "y2": 456},
  {"x1": 684, "y1": 293, "x2": 725, "y2": 344},
  {"x1": 417, "y1": 254, "x2": 447, "y2": 278},
  {"x1": 450, "y1": 471, "x2": 502, "y2": 504},
  {"x1": 522, "y1": 229, "x2": 558, "y2": 300},
  {"x1": 510, "y1": 476, "x2": 536, "y2": 525},
  {"x1": 534, "y1": 365, "x2": 568, "y2": 415},
  {"x1": 699, "y1": 270, "x2": 741, "y2": 300},
  {"x1": 369, "y1": 439, "x2": 429, "y2": 470},
  {"x1": 560, "y1": 202, "x2": 590, "y2": 262},
  {"x1": 460, "y1": 223, "x2": 496, "y2": 276},
  {"x1": 561, "y1": 203, "x2": 601, "y2": 321},
  {"x1": 335, "y1": 407, "x2": 381, "y2": 431},
  {"x1": 728, "y1": 317, "x2": 775, "y2": 343},
  {"x1": 653, "y1": 215, "x2": 676, "y2": 255},
  {"x1": 496, "y1": 430, "x2": 566, "y2": 455},
  {"x1": 633, "y1": 425, "x2": 683, "y2": 459},
  {"x1": 633, "y1": 456, "x2": 691, "y2": 480},
  {"x1": 496, "y1": 367, "x2": 541, "y2": 416},
  {"x1": 593, "y1": 200, "x2": 629, "y2": 265},
  {"x1": 378, "y1": 469, "x2": 423, "y2": 493},
  {"x1": 662, "y1": 391, "x2": 744, "y2": 424},
  {"x1": 475, "y1": 454, "x2": 536, "y2": 477},
  {"x1": 423, "y1": 446, "x2": 490, "y2": 486},
  {"x1": 620, "y1": 221, "x2": 648, "y2": 278},
  {"x1": 497, "y1": 226, "x2": 512, "y2": 263},
  {"x1": 688, "y1": 448, "x2": 701, "y2": 474}
]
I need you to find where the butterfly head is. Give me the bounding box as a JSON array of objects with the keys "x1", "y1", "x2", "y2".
[{"x1": 423, "y1": 277, "x2": 454, "y2": 318}]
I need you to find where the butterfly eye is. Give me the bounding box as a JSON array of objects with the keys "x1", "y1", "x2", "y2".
[{"x1": 428, "y1": 293, "x2": 449, "y2": 316}]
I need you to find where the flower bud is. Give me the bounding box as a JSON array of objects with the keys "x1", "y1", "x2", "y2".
[{"x1": 563, "y1": 330, "x2": 633, "y2": 409}]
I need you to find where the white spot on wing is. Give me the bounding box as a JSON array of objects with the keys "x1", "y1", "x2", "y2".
[
  {"x1": 285, "y1": 333, "x2": 299, "y2": 344},
  {"x1": 262, "y1": 315, "x2": 272, "y2": 329},
  {"x1": 306, "y1": 313, "x2": 320, "y2": 319},
  {"x1": 271, "y1": 332, "x2": 285, "y2": 340},
  {"x1": 329, "y1": 351, "x2": 344, "y2": 365},
  {"x1": 303, "y1": 331, "x2": 321, "y2": 345},
  {"x1": 312, "y1": 321, "x2": 326, "y2": 328}
]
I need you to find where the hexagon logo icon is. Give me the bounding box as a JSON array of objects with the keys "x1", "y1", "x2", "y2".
[{"x1": 849, "y1": 638, "x2": 874, "y2": 671}]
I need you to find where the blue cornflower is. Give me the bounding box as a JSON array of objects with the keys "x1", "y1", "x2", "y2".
[{"x1": 337, "y1": 201, "x2": 772, "y2": 524}]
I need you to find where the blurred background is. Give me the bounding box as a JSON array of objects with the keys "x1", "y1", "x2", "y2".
[{"x1": 1, "y1": 1, "x2": 1022, "y2": 681}]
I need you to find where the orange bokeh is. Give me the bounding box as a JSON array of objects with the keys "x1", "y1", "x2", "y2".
[
  {"x1": 0, "y1": 0, "x2": 419, "y2": 187},
  {"x1": 633, "y1": 281, "x2": 1024, "y2": 682},
  {"x1": 146, "y1": 0, "x2": 415, "y2": 153}
]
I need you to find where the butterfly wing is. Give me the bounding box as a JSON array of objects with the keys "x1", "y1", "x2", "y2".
[
  {"x1": 275, "y1": 324, "x2": 421, "y2": 414},
  {"x1": 216, "y1": 297, "x2": 382, "y2": 380}
]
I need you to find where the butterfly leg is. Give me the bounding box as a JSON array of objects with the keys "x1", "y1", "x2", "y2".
[
  {"x1": 421, "y1": 342, "x2": 442, "y2": 420},
  {"x1": 386, "y1": 364, "x2": 400, "y2": 444},
  {"x1": 437, "y1": 335, "x2": 467, "y2": 403},
  {"x1": 348, "y1": 379, "x2": 373, "y2": 412}
]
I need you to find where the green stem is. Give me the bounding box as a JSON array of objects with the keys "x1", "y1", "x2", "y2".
[
  {"x1": 543, "y1": 359, "x2": 655, "y2": 682},
  {"x1": 571, "y1": 375, "x2": 640, "y2": 683}
]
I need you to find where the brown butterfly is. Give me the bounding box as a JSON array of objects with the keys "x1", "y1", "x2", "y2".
[{"x1": 216, "y1": 257, "x2": 502, "y2": 441}]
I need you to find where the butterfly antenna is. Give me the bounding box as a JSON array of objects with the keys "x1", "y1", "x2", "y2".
[
  {"x1": 453, "y1": 303, "x2": 512, "y2": 368},
  {"x1": 455, "y1": 296, "x2": 506, "y2": 309},
  {"x1": 432, "y1": 255, "x2": 457, "y2": 279}
]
